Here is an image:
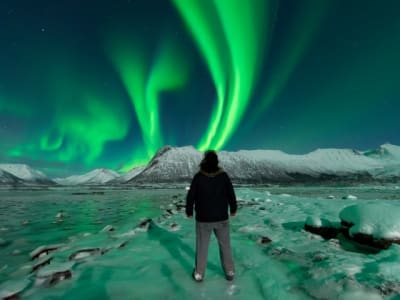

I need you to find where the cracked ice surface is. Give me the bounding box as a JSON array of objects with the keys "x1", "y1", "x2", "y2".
[{"x1": 0, "y1": 186, "x2": 399, "y2": 299}]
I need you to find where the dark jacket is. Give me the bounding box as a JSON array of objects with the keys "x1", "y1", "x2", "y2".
[{"x1": 186, "y1": 169, "x2": 237, "y2": 222}]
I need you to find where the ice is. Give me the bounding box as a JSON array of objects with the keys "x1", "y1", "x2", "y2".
[
  {"x1": 0, "y1": 278, "x2": 30, "y2": 299},
  {"x1": 0, "y1": 187, "x2": 399, "y2": 299},
  {"x1": 340, "y1": 203, "x2": 400, "y2": 239}
]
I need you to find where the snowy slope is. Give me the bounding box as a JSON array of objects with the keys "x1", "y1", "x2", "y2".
[
  {"x1": 127, "y1": 146, "x2": 202, "y2": 183},
  {"x1": 0, "y1": 169, "x2": 24, "y2": 185},
  {"x1": 111, "y1": 166, "x2": 146, "y2": 184},
  {"x1": 0, "y1": 164, "x2": 54, "y2": 185},
  {"x1": 54, "y1": 168, "x2": 120, "y2": 185},
  {"x1": 125, "y1": 144, "x2": 400, "y2": 184}
]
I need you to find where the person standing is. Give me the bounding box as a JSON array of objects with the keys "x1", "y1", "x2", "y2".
[{"x1": 186, "y1": 150, "x2": 237, "y2": 282}]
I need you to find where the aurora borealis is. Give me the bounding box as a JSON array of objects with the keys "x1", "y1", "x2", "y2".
[{"x1": 0, "y1": 0, "x2": 399, "y2": 176}]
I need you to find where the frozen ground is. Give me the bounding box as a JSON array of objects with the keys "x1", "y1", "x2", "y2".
[{"x1": 0, "y1": 185, "x2": 400, "y2": 299}]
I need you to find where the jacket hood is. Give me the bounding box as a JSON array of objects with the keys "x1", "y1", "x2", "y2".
[{"x1": 199, "y1": 168, "x2": 224, "y2": 177}]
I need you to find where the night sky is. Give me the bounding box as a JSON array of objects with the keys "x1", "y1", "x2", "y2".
[{"x1": 0, "y1": 0, "x2": 399, "y2": 177}]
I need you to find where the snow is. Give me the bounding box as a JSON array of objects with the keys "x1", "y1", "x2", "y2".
[
  {"x1": 114, "y1": 166, "x2": 146, "y2": 183},
  {"x1": 339, "y1": 203, "x2": 400, "y2": 239},
  {"x1": 54, "y1": 168, "x2": 120, "y2": 185},
  {"x1": 0, "y1": 163, "x2": 49, "y2": 181},
  {"x1": 305, "y1": 216, "x2": 332, "y2": 228},
  {"x1": 0, "y1": 186, "x2": 399, "y2": 299},
  {"x1": 0, "y1": 169, "x2": 22, "y2": 184},
  {"x1": 120, "y1": 144, "x2": 400, "y2": 184}
]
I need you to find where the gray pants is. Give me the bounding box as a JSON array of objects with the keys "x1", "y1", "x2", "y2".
[{"x1": 195, "y1": 220, "x2": 234, "y2": 276}]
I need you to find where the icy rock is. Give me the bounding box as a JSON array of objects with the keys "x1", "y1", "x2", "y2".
[
  {"x1": 136, "y1": 218, "x2": 152, "y2": 231},
  {"x1": 342, "y1": 194, "x2": 358, "y2": 200},
  {"x1": 30, "y1": 244, "x2": 63, "y2": 260},
  {"x1": 36, "y1": 261, "x2": 74, "y2": 286},
  {"x1": 69, "y1": 248, "x2": 102, "y2": 260},
  {"x1": 0, "y1": 238, "x2": 7, "y2": 247},
  {"x1": 0, "y1": 279, "x2": 30, "y2": 299},
  {"x1": 304, "y1": 216, "x2": 339, "y2": 239},
  {"x1": 327, "y1": 195, "x2": 336, "y2": 199},
  {"x1": 101, "y1": 225, "x2": 115, "y2": 232},
  {"x1": 339, "y1": 203, "x2": 400, "y2": 249},
  {"x1": 279, "y1": 193, "x2": 291, "y2": 197},
  {"x1": 32, "y1": 255, "x2": 53, "y2": 272},
  {"x1": 258, "y1": 236, "x2": 272, "y2": 244}
]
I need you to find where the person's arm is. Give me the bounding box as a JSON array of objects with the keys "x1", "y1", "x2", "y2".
[
  {"x1": 186, "y1": 175, "x2": 197, "y2": 218},
  {"x1": 226, "y1": 174, "x2": 237, "y2": 216}
]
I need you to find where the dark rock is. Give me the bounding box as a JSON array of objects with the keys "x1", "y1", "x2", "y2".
[
  {"x1": 30, "y1": 245, "x2": 63, "y2": 260},
  {"x1": 304, "y1": 224, "x2": 340, "y2": 240},
  {"x1": 258, "y1": 236, "x2": 272, "y2": 244},
  {"x1": 137, "y1": 218, "x2": 152, "y2": 230},
  {"x1": 32, "y1": 256, "x2": 53, "y2": 272},
  {"x1": 49, "y1": 270, "x2": 72, "y2": 286}
]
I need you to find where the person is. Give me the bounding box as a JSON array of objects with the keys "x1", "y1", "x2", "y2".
[{"x1": 186, "y1": 150, "x2": 237, "y2": 282}]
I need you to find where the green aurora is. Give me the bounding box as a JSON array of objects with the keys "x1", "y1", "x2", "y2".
[{"x1": 0, "y1": 0, "x2": 399, "y2": 176}]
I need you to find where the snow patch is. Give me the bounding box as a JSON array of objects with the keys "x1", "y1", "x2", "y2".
[{"x1": 340, "y1": 203, "x2": 400, "y2": 239}]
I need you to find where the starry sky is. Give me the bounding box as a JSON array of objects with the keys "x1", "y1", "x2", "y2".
[{"x1": 0, "y1": 0, "x2": 399, "y2": 177}]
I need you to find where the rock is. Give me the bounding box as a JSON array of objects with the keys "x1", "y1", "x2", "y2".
[
  {"x1": 69, "y1": 248, "x2": 102, "y2": 260},
  {"x1": 342, "y1": 194, "x2": 358, "y2": 200},
  {"x1": 304, "y1": 224, "x2": 340, "y2": 240},
  {"x1": 30, "y1": 244, "x2": 63, "y2": 260},
  {"x1": 0, "y1": 279, "x2": 30, "y2": 300},
  {"x1": 36, "y1": 262, "x2": 74, "y2": 286},
  {"x1": 136, "y1": 218, "x2": 152, "y2": 231},
  {"x1": 304, "y1": 216, "x2": 340, "y2": 239},
  {"x1": 101, "y1": 225, "x2": 115, "y2": 232},
  {"x1": 339, "y1": 203, "x2": 400, "y2": 249},
  {"x1": 32, "y1": 255, "x2": 53, "y2": 272},
  {"x1": 258, "y1": 236, "x2": 272, "y2": 244}
]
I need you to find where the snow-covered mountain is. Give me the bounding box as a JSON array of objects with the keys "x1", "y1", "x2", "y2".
[
  {"x1": 110, "y1": 166, "x2": 146, "y2": 184},
  {"x1": 0, "y1": 169, "x2": 24, "y2": 185},
  {"x1": 0, "y1": 164, "x2": 55, "y2": 185},
  {"x1": 54, "y1": 168, "x2": 120, "y2": 185},
  {"x1": 124, "y1": 144, "x2": 400, "y2": 184},
  {"x1": 126, "y1": 146, "x2": 202, "y2": 183}
]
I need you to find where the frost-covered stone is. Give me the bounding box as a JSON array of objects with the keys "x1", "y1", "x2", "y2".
[
  {"x1": 36, "y1": 262, "x2": 74, "y2": 286},
  {"x1": 342, "y1": 194, "x2": 358, "y2": 200},
  {"x1": 30, "y1": 244, "x2": 63, "y2": 260},
  {"x1": 101, "y1": 225, "x2": 115, "y2": 232},
  {"x1": 69, "y1": 248, "x2": 102, "y2": 260},
  {"x1": 304, "y1": 216, "x2": 339, "y2": 239},
  {"x1": 339, "y1": 203, "x2": 400, "y2": 249},
  {"x1": 32, "y1": 255, "x2": 53, "y2": 272},
  {"x1": 0, "y1": 279, "x2": 30, "y2": 299}
]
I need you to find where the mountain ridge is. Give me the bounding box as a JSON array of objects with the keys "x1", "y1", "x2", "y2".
[{"x1": 1, "y1": 144, "x2": 399, "y2": 185}]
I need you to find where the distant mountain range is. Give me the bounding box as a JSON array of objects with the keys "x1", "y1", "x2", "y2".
[{"x1": 1, "y1": 144, "x2": 400, "y2": 186}]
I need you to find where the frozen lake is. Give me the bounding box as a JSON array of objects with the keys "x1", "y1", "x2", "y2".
[{"x1": 0, "y1": 185, "x2": 400, "y2": 299}]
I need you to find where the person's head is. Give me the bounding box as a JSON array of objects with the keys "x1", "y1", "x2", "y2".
[{"x1": 200, "y1": 150, "x2": 219, "y2": 173}]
